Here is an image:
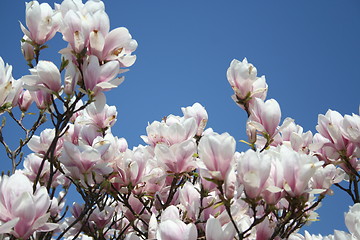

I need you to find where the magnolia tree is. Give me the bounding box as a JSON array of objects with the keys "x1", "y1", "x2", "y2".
[{"x1": 0, "y1": 0, "x2": 359, "y2": 240}]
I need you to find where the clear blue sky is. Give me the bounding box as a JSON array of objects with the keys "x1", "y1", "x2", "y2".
[{"x1": 0, "y1": 0, "x2": 359, "y2": 236}]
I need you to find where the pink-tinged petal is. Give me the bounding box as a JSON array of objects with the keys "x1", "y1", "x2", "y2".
[
  {"x1": 227, "y1": 58, "x2": 255, "y2": 99},
  {"x1": 262, "y1": 99, "x2": 281, "y2": 136},
  {"x1": 198, "y1": 135, "x2": 216, "y2": 171},
  {"x1": 166, "y1": 122, "x2": 186, "y2": 145},
  {"x1": 0, "y1": 217, "x2": 19, "y2": 234},
  {"x1": 33, "y1": 187, "x2": 51, "y2": 218},
  {"x1": 155, "y1": 143, "x2": 176, "y2": 172},
  {"x1": 157, "y1": 220, "x2": 188, "y2": 240},
  {"x1": 95, "y1": 80, "x2": 120, "y2": 91},
  {"x1": 37, "y1": 222, "x2": 58, "y2": 232},
  {"x1": 80, "y1": 125, "x2": 102, "y2": 145},
  {"x1": 80, "y1": 146, "x2": 101, "y2": 171},
  {"x1": 148, "y1": 214, "x2": 158, "y2": 239},
  {"x1": 31, "y1": 212, "x2": 57, "y2": 231},
  {"x1": 198, "y1": 133, "x2": 235, "y2": 180},
  {"x1": 89, "y1": 30, "x2": 105, "y2": 58},
  {"x1": 20, "y1": 22, "x2": 31, "y2": 39},
  {"x1": 345, "y1": 203, "x2": 360, "y2": 238},
  {"x1": 100, "y1": 76, "x2": 125, "y2": 91},
  {"x1": 161, "y1": 206, "x2": 180, "y2": 222},
  {"x1": 0, "y1": 201, "x2": 12, "y2": 220},
  {"x1": 36, "y1": 61, "x2": 61, "y2": 92},
  {"x1": 99, "y1": 60, "x2": 119, "y2": 83},
  {"x1": 206, "y1": 217, "x2": 223, "y2": 240},
  {"x1": 249, "y1": 98, "x2": 281, "y2": 137},
  {"x1": 237, "y1": 150, "x2": 271, "y2": 199},
  {"x1": 93, "y1": 91, "x2": 106, "y2": 111},
  {"x1": 83, "y1": 55, "x2": 100, "y2": 91},
  {"x1": 21, "y1": 75, "x2": 40, "y2": 90},
  {"x1": 103, "y1": 27, "x2": 131, "y2": 58},
  {"x1": 255, "y1": 218, "x2": 273, "y2": 240},
  {"x1": 12, "y1": 193, "x2": 35, "y2": 238},
  {"x1": 174, "y1": 140, "x2": 196, "y2": 173},
  {"x1": 25, "y1": 1, "x2": 42, "y2": 38},
  {"x1": 184, "y1": 223, "x2": 197, "y2": 240},
  {"x1": 36, "y1": 3, "x2": 55, "y2": 42},
  {"x1": 119, "y1": 55, "x2": 137, "y2": 67},
  {"x1": 182, "y1": 103, "x2": 208, "y2": 136}
]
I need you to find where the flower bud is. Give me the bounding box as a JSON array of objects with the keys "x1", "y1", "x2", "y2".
[
  {"x1": 18, "y1": 90, "x2": 33, "y2": 112},
  {"x1": 21, "y1": 36, "x2": 35, "y2": 62}
]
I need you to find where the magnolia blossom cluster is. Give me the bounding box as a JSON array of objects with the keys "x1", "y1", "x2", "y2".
[
  {"x1": 1, "y1": 0, "x2": 138, "y2": 114},
  {"x1": 0, "y1": 0, "x2": 359, "y2": 240}
]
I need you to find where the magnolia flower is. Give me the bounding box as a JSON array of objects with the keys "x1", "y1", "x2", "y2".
[
  {"x1": 178, "y1": 182, "x2": 201, "y2": 221},
  {"x1": 21, "y1": 35, "x2": 35, "y2": 62},
  {"x1": 142, "y1": 116, "x2": 197, "y2": 146},
  {"x1": 76, "y1": 101, "x2": 117, "y2": 131},
  {"x1": 112, "y1": 146, "x2": 150, "y2": 188},
  {"x1": 20, "y1": 1, "x2": 60, "y2": 45},
  {"x1": 0, "y1": 57, "x2": 22, "y2": 112},
  {"x1": 237, "y1": 149, "x2": 271, "y2": 199},
  {"x1": 248, "y1": 98, "x2": 281, "y2": 138},
  {"x1": 28, "y1": 128, "x2": 63, "y2": 157},
  {"x1": 316, "y1": 110, "x2": 351, "y2": 156},
  {"x1": 22, "y1": 153, "x2": 68, "y2": 188},
  {"x1": 88, "y1": 205, "x2": 115, "y2": 230},
  {"x1": 64, "y1": 62, "x2": 80, "y2": 96},
  {"x1": 59, "y1": 0, "x2": 137, "y2": 67},
  {"x1": 90, "y1": 27, "x2": 138, "y2": 67},
  {"x1": 279, "y1": 146, "x2": 324, "y2": 196},
  {"x1": 30, "y1": 89, "x2": 52, "y2": 110},
  {"x1": 341, "y1": 113, "x2": 360, "y2": 146},
  {"x1": 181, "y1": 102, "x2": 208, "y2": 136},
  {"x1": 0, "y1": 173, "x2": 57, "y2": 238},
  {"x1": 227, "y1": 58, "x2": 267, "y2": 107},
  {"x1": 59, "y1": 141, "x2": 113, "y2": 185},
  {"x1": 198, "y1": 132, "x2": 236, "y2": 180},
  {"x1": 155, "y1": 139, "x2": 197, "y2": 173},
  {"x1": 311, "y1": 164, "x2": 345, "y2": 194},
  {"x1": 17, "y1": 90, "x2": 33, "y2": 112},
  {"x1": 22, "y1": 60, "x2": 62, "y2": 94},
  {"x1": 262, "y1": 156, "x2": 284, "y2": 204},
  {"x1": 255, "y1": 218, "x2": 274, "y2": 240},
  {"x1": 82, "y1": 55, "x2": 123, "y2": 95},
  {"x1": 156, "y1": 206, "x2": 197, "y2": 240}
]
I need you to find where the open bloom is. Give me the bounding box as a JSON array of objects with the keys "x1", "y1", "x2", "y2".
[
  {"x1": 59, "y1": 141, "x2": 113, "y2": 186},
  {"x1": 59, "y1": 0, "x2": 137, "y2": 67},
  {"x1": 181, "y1": 102, "x2": 208, "y2": 136},
  {"x1": 227, "y1": 58, "x2": 267, "y2": 107},
  {"x1": 0, "y1": 173, "x2": 57, "y2": 238},
  {"x1": 341, "y1": 113, "x2": 360, "y2": 147},
  {"x1": 142, "y1": 116, "x2": 197, "y2": 146},
  {"x1": 0, "y1": 57, "x2": 23, "y2": 112},
  {"x1": 82, "y1": 55, "x2": 123, "y2": 95},
  {"x1": 20, "y1": 1, "x2": 60, "y2": 45},
  {"x1": 279, "y1": 146, "x2": 324, "y2": 196},
  {"x1": 22, "y1": 60, "x2": 62, "y2": 94},
  {"x1": 155, "y1": 139, "x2": 197, "y2": 174}
]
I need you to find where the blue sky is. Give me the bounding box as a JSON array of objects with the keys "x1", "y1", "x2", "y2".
[{"x1": 0, "y1": 0, "x2": 359, "y2": 236}]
